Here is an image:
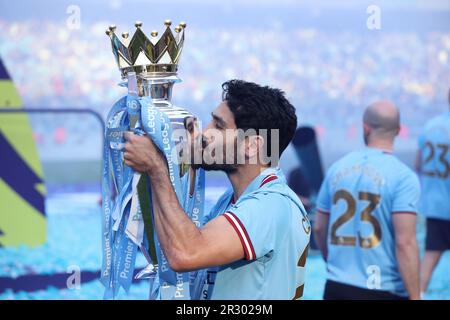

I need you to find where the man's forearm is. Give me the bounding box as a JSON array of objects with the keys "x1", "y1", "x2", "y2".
[
  {"x1": 315, "y1": 231, "x2": 328, "y2": 261},
  {"x1": 148, "y1": 168, "x2": 203, "y2": 270},
  {"x1": 313, "y1": 212, "x2": 329, "y2": 261},
  {"x1": 396, "y1": 241, "x2": 420, "y2": 299}
]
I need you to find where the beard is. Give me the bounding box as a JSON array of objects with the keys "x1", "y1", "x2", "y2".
[
  {"x1": 192, "y1": 162, "x2": 238, "y2": 173},
  {"x1": 190, "y1": 135, "x2": 239, "y2": 173},
  {"x1": 190, "y1": 147, "x2": 239, "y2": 173}
]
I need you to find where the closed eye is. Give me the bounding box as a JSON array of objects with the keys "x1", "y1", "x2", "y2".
[{"x1": 211, "y1": 112, "x2": 226, "y2": 130}]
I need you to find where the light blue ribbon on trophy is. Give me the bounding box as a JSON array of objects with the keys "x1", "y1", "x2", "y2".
[
  {"x1": 112, "y1": 95, "x2": 144, "y2": 295},
  {"x1": 140, "y1": 95, "x2": 192, "y2": 299},
  {"x1": 101, "y1": 94, "x2": 143, "y2": 298},
  {"x1": 101, "y1": 96, "x2": 126, "y2": 299},
  {"x1": 187, "y1": 169, "x2": 206, "y2": 299},
  {"x1": 101, "y1": 92, "x2": 207, "y2": 299},
  {"x1": 124, "y1": 94, "x2": 148, "y2": 251},
  {"x1": 111, "y1": 95, "x2": 140, "y2": 232},
  {"x1": 116, "y1": 211, "x2": 138, "y2": 294}
]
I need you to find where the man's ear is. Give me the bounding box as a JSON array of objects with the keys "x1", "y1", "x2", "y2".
[
  {"x1": 245, "y1": 135, "x2": 264, "y2": 160},
  {"x1": 363, "y1": 123, "x2": 371, "y2": 136}
]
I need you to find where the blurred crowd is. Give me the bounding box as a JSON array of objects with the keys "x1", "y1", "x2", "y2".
[{"x1": 0, "y1": 20, "x2": 449, "y2": 158}]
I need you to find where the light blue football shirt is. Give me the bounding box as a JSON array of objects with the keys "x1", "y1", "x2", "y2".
[
  {"x1": 417, "y1": 111, "x2": 450, "y2": 221},
  {"x1": 200, "y1": 167, "x2": 311, "y2": 300},
  {"x1": 317, "y1": 147, "x2": 420, "y2": 296}
]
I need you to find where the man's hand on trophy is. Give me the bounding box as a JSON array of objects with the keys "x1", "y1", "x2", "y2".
[{"x1": 123, "y1": 131, "x2": 167, "y2": 175}]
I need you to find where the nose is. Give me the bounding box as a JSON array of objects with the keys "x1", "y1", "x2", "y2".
[
  {"x1": 202, "y1": 121, "x2": 214, "y2": 139},
  {"x1": 201, "y1": 121, "x2": 215, "y2": 148},
  {"x1": 204, "y1": 120, "x2": 214, "y2": 132}
]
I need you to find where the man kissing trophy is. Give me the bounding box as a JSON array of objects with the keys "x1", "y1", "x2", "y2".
[{"x1": 101, "y1": 20, "x2": 205, "y2": 300}]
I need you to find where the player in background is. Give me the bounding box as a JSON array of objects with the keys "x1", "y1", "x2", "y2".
[
  {"x1": 416, "y1": 89, "x2": 450, "y2": 297},
  {"x1": 314, "y1": 101, "x2": 421, "y2": 300}
]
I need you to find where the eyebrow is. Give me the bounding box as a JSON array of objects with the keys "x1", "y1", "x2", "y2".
[{"x1": 211, "y1": 112, "x2": 227, "y2": 127}]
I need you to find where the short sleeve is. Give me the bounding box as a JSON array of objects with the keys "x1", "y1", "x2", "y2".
[
  {"x1": 392, "y1": 170, "x2": 421, "y2": 214},
  {"x1": 222, "y1": 192, "x2": 289, "y2": 261},
  {"x1": 316, "y1": 169, "x2": 332, "y2": 213}
]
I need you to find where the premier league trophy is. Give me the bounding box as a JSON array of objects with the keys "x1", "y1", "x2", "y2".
[{"x1": 101, "y1": 20, "x2": 205, "y2": 300}]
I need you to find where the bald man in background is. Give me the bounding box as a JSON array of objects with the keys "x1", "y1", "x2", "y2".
[{"x1": 314, "y1": 101, "x2": 421, "y2": 300}]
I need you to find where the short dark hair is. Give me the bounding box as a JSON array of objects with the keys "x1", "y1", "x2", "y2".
[{"x1": 222, "y1": 79, "x2": 297, "y2": 161}]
